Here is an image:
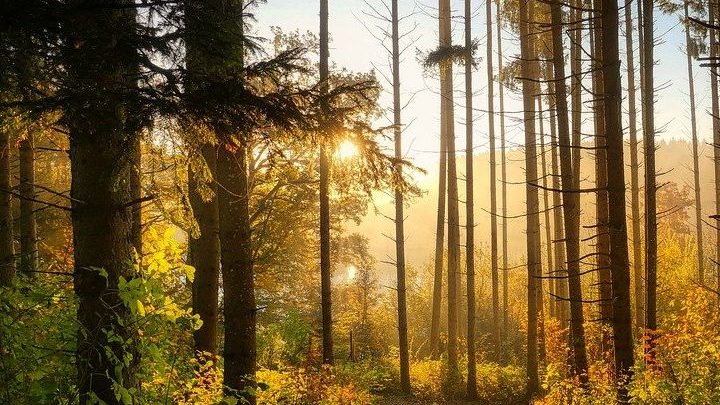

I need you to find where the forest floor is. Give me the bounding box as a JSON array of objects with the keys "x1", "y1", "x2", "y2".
[{"x1": 377, "y1": 395, "x2": 506, "y2": 404}]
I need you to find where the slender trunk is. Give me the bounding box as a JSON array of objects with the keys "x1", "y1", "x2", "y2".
[
  {"x1": 465, "y1": 0, "x2": 478, "y2": 397},
  {"x1": 496, "y1": 0, "x2": 510, "y2": 350},
  {"x1": 520, "y1": 0, "x2": 540, "y2": 396},
  {"x1": 19, "y1": 128, "x2": 38, "y2": 277},
  {"x1": 601, "y1": 0, "x2": 635, "y2": 399},
  {"x1": 485, "y1": 0, "x2": 500, "y2": 363},
  {"x1": 429, "y1": 135, "x2": 446, "y2": 360},
  {"x1": 624, "y1": 0, "x2": 644, "y2": 332},
  {"x1": 642, "y1": 0, "x2": 658, "y2": 360},
  {"x1": 571, "y1": 0, "x2": 582, "y2": 193},
  {"x1": 188, "y1": 145, "x2": 220, "y2": 358},
  {"x1": 591, "y1": 2, "x2": 613, "y2": 335},
  {"x1": 391, "y1": 0, "x2": 410, "y2": 394},
  {"x1": 439, "y1": 0, "x2": 460, "y2": 375},
  {"x1": 538, "y1": 97, "x2": 554, "y2": 320},
  {"x1": 0, "y1": 116, "x2": 13, "y2": 287},
  {"x1": 550, "y1": 0, "x2": 589, "y2": 383},
  {"x1": 65, "y1": 4, "x2": 140, "y2": 403},
  {"x1": 684, "y1": 2, "x2": 704, "y2": 284},
  {"x1": 710, "y1": 0, "x2": 720, "y2": 297},
  {"x1": 548, "y1": 78, "x2": 568, "y2": 325},
  {"x1": 319, "y1": 0, "x2": 334, "y2": 365}
]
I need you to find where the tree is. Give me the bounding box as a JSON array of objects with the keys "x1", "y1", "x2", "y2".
[
  {"x1": 391, "y1": 0, "x2": 411, "y2": 394},
  {"x1": 601, "y1": 0, "x2": 635, "y2": 399},
  {"x1": 0, "y1": 113, "x2": 13, "y2": 287},
  {"x1": 538, "y1": 96, "x2": 554, "y2": 320},
  {"x1": 19, "y1": 125, "x2": 38, "y2": 277},
  {"x1": 519, "y1": 0, "x2": 542, "y2": 396},
  {"x1": 710, "y1": 0, "x2": 720, "y2": 296},
  {"x1": 549, "y1": 0, "x2": 589, "y2": 383}
]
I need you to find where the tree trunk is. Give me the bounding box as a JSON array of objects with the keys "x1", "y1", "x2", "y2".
[
  {"x1": 439, "y1": 0, "x2": 460, "y2": 375},
  {"x1": 624, "y1": 0, "x2": 644, "y2": 332},
  {"x1": 519, "y1": 0, "x2": 541, "y2": 397},
  {"x1": 429, "y1": 133, "x2": 446, "y2": 360},
  {"x1": 684, "y1": 1, "x2": 704, "y2": 284},
  {"x1": 391, "y1": 0, "x2": 411, "y2": 394},
  {"x1": 571, "y1": 0, "x2": 582, "y2": 193},
  {"x1": 485, "y1": 0, "x2": 500, "y2": 364},
  {"x1": 550, "y1": 0, "x2": 589, "y2": 384},
  {"x1": 319, "y1": 0, "x2": 334, "y2": 366},
  {"x1": 188, "y1": 145, "x2": 220, "y2": 359},
  {"x1": 465, "y1": 0, "x2": 478, "y2": 397},
  {"x1": 590, "y1": 2, "x2": 613, "y2": 336},
  {"x1": 710, "y1": 0, "x2": 720, "y2": 297},
  {"x1": 0, "y1": 116, "x2": 13, "y2": 287},
  {"x1": 19, "y1": 128, "x2": 38, "y2": 277},
  {"x1": 538, "y1": 97, "x2": 554, "y2": 321},
  {"x1": 64, "y1": 4, "x2": 141, "y2": 403},
  {"x1": 496, "y1": 0, "x2": 510, "y2": 351},
  {"x1": 601, "y1": 0, "x2": 635, "y2": 399},
  {"x1": 642, "y1": 0, "x2": 658, "y2": 360},
  {"x1": 129, "y1": 139, "x2": 142, "y2": 256}
]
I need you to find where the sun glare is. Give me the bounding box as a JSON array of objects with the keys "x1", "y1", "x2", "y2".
[
  {"x1": 336, "y1": 139, "x2": 359, "y2": 160},
  {"x1": 346, "y1": 264, "x2": 357, "y2": 281}
]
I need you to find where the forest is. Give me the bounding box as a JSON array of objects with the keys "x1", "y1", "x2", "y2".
[{"x1": 1, "y1": 0, "x2": 720, "y2": 404}]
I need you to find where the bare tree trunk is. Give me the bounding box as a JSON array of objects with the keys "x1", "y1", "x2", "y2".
[
  {"x1": 590, "y1": 2, "x2": 613, "y2": 338},
  {"x1": 642, "y1": 0, "x2": 658, "y2": 361},
  {"x1": 0, "y1": 117, "x2": 13, "y2": 287},
  {"x1": 710, "y1": 0, "x2": 720, "y2": 296},
  {"x1": 624, "y1": 0, "x2": 644, "y2": 332},
  {"x1": 19, "y1": 128, "x2": 38, "y2": 277},
  {"x1": 188, "y1": 145, "x2": 220, "y2": 359},
  {"x1": 601, "y1": 0, "x2": 635, "y2": 399},
  {"x1": 496, "y1": 0, "x2": 510, "y2": 350},
  {"x1": 439, "y1": 0, "x2": 460, "y2": 375},
  {"x1": 538, "y1": 97, "x2": 554, "y2": 320},
  {"x1": 429, "y1": 135, "x2": 446, "y2": 360},
  {"x1": 520, "y1": 0, "x2": 540, "y2": 397},
  {"x1": 571, "y1": 0, "x2": 582, "y2": 193},
  {"x1": 391, "y1": 0, "x2": 411, "y2": 394},
  {"x1": 548, "y1": 78, "x2": 568, "y2": 325},
  {"x1": 319, "y1": 0, "x2": 334, "y2": 366},
  {"x1": 485, "y1": 0, "x2": 500, "y2": 362},
  {"x1": 684, "y1": 1, "x2": 704, "y2": 284},
  {"x1": 465, "y1": 0, "x2": 477, "y2": 398},
  {"x1": 550, "y1": 0, "x2": 589, "y2": 384}
]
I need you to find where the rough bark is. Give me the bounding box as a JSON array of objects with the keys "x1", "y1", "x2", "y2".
[
  {"x1": 391, "y1": 0, "x2": 411, "y2": 394},
  {"x1": 520, "y1": 0, "x2": 541, "y2": 396},
  {"x1": 0, "y1": 117, "x2": 14, "y2": 287},
  {"x1": 601, "y1": 0, "x2": 635, "y2": 399},
  {"x1": 550, "y1": 0, "x2": 589, "y2": 384},
  {"x1": 19, "y1": 128, "x2": 38, "y2": 277},
  {"x1": 319, "y1": 0, "x2": 334, "y2": 366}
]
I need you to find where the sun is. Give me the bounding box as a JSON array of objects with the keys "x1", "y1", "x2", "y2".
[
  {"x1": 346, "y1": 264, "x2": 357, "y2": 281},
  {"x1": 336, "y1": 139, "x2": 358, "y2": 160}
]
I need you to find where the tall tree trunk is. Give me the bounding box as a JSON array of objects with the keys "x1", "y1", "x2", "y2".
[
  {"x1": 0, "y1": 115, "x2": 13, "y2": 287},
  {"x1": 439, "y1": 0, "x2": 460, "y2": 375},
  {"x1": 391, "y1": 0, "x2": 411, "y2": 394},
  {"x1": 642, "y1": 0, "x2": 658, "y2": 360},
  {"x1": 465, "y1": 0, "x2": 478, "y2": 398},
  {"x1": 19, "y1": 128, "x2": 38, "y2": 277},
  {"x1": 429, "y1": 134, "x2": 446, "y2": 360},
  {"x1": 624, "y1": 0, "x2": 644, "y2": 332},
  {"x1": 684, "y1": 1, "x2": 704, "y2": 284},
  {"x1": 519, "y1": 0, "x2": 541, "y2": 397},
  {"x1": 188, "y1": 145, "x2": 220, "y2": 359},
  {"x1": 601, "y1": 0, "x2": 635, "y2": 399},
  {"x1": 550, "y1": 0, "x2": 589, "y2": 384},
  {"x1": 64, "y1": 4, "x2": 141, "y2": 403},
  {"x1": 548, "y1": 77, "x2": 569, "y2": 325},
  {"x1": 319, "y1": 0, "x2": 334, "y2": 365},
  {"x1": 538, "y1": 97, "x2": 554, "y2": 320},
  {"x1": 710, "y1": 0, "x2": 720, "y2": 296},
  {"x1": 496, "y1": 0, "x2": 510, "y2": 349},
  {"x1": 591, "y1": 2, "x2": 613, "y2": 338},
  {"x1": 485, "y1": 0, "x2": 500, "y2": 362},
  {"x1": 571, "y1": 0, "x2": 582, "y2": 192}
]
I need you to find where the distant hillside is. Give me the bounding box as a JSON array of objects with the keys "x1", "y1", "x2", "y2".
[{"x1": 351, "y1": 139, "x2": 712, "y2": 279}]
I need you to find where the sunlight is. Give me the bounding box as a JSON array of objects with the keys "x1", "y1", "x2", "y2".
[
  {"x1": 346, "y1": 264, "x2": 357, "y2": 281},
  {"x1": 336, "y1": 139, "x2": 358, "y2": 160}
]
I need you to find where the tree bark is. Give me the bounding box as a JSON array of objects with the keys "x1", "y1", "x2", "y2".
[
  {"x1": 538, "y1": 97, "x2": 554, "y2": 321},
  {"x1": 19, "y1": 128, "x2": 38, "y2": 277},
  {"x1": 601, "y1": 0, "x2": 635, "y2": 399},
  {"x1": 519, "y1": 0, "x2": 541, "y2": 397},
  {"x1": 391, "y1": 0, "x2": 411, "y2": 394},
  {"x1": 0, "y1": 117, "x2": 14, "y2": 287},
  {"x1": 684, "y1": 1, "x2": 704, "y2": 284},
  {"x1": 710, "y1": 0, "x2": 720, "y2": 297},
  {"x1": 550, "y1": 0, "x2": 589, "y2": 384},
  {"x1": 319, "y1": 0, "x2": 334, "y2": 366},
  {"x1": 429, "y1": 133, "x2": 446, "y2": 360},
  {"x1": 624, "y1": 0, "x2": 644, "y2": 332}
]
